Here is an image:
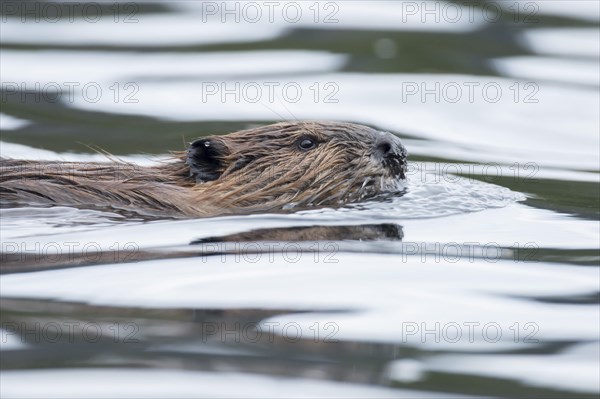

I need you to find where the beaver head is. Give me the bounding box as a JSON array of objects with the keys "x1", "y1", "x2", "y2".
[{"x1": 185, "y1": 121, "x2": 407, "y2": 213}]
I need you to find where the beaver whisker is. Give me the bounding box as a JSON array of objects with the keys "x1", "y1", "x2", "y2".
[{"x1": 361, "y1": 177, "x2": 372, "y2": 192}]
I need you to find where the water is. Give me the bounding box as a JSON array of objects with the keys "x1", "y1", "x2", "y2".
[{"x1": 1, "y1": 1, "x2": 599, "y2": 398}]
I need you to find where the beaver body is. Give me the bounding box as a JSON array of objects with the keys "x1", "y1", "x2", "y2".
[{"x1": 0, "y1": 121, "x2": 407, "y2": 218}]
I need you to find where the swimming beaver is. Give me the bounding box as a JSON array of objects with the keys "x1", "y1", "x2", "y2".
[{"x1": 0, "y1": 121, "x2": 407, "y2": 217}]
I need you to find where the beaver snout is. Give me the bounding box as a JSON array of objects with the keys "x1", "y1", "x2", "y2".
[{"x1": 373, "y1": 132, "x2": 408, "y2": 179}]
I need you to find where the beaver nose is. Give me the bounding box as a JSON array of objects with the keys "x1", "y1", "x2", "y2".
[
  {"x1": 374, "y1": 132, "x2": 408, "y2": 178},
  {"x1": 376, "y1": 141, "x2": 393, "y2": 157},
  {"x1": 374, "y1": 132, "x2": 406, "y2": 159}
]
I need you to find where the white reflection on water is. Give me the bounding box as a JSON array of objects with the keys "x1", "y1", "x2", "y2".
[
  {"x1": 0, "y1": 329, "x2": 29, "y2": 351},
  {"x1": 492, "y1": 56, "x2": 600, "y2": 87},
  {"x1": 0, "y1": 13, "x2": 282, "y2": 47},
  {"x1": 0, "y1": 49, "x2": 347, "y2": 87},
  {"x1": 421, "y1": 342, "x2": 600, "y2": 394},
  {"x1": 0, "y1": 368, "x2": 459, "y2": 399},
  {"x1": 0, "y1": 113, "x2": 31, "y2": 131},
  {"x1": 1, "y1": 0, "x2": 484, "y2": 48},
  {"x1": 520, "y1": 28, "x2": 600, "y2": 58}
]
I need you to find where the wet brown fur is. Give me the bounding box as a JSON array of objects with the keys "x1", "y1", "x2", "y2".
[{"x1": 0, "y1": 121, "x2": 407, "y2": 218}]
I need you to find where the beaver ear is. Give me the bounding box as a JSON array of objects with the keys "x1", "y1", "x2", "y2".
[{"x1": 186, "y1": 137, "x2": 230, "y2": 183}]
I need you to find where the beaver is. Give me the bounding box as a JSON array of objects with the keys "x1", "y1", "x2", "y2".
[{"x1": 0, "y1": 121, "x2": 408, "y2": 218}]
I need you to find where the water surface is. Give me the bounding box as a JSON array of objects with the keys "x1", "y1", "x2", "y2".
[{"x1": 1, "y1": 1, "x2": 599, "y2": 398}]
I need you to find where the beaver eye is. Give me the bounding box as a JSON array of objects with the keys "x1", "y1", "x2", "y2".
[{"x1": 298, "y1": 137, "x2": 317, "y2": 151}]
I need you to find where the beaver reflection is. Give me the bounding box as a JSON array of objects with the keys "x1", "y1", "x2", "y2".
[
  {"x1": 1, "y1": 224, "x2": 403, "y2": 274},
  {"x1": 1, "y1": 121, "x2": 408, "y2": 218},
  {"x1": 192, "y1": 224, "x2": 404, "y2": 244},
  {"x1": 190, "y1": 223, "x2": 404, "y2": 264}
]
